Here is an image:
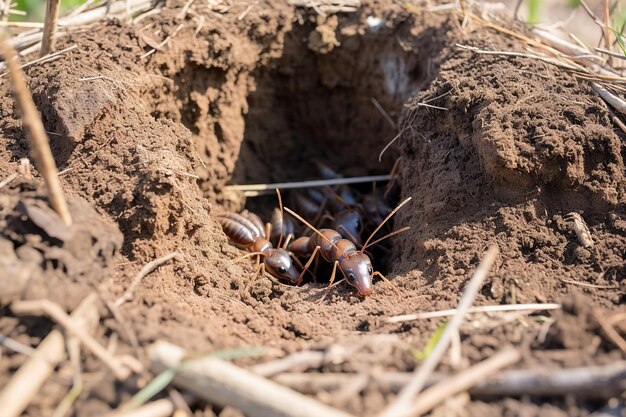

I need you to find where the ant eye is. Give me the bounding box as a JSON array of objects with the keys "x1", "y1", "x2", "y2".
[
  {"x1": 368, "y1": 267, "x2": 373, "y2": 275},
  {"x1": 278, "y1": 266, "x2": 286, "y2": 274},
  {"x1": 348, "y1": 273, "x2": 356, "y2": 281}
]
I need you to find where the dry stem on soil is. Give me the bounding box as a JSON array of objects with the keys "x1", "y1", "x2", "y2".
[
  {"x1": 149, "y1": 341, "x2": 355, "y2": 417},
  {"x1": 40, "y1": 0, "x2": 61, "y2": 56},
  {"x1": 379, "y1": 246, "x2": 499, "y2": 417},
  {"x1": 0, "y1": 30, "x2": 72, "y2": 225},
  {"x1": 0, "y1": 295, "x2": 99, "y2": 417}
]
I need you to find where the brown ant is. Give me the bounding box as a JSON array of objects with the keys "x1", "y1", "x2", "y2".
[
  {"x1": 217, "y1": 191, "x2": 302, "y2": 285},
  {"x1": 284, "y1": 196, "x2": 411, "y2": 298}
]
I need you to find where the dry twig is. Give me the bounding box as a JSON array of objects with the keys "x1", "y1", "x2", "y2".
[
  {"x1": 224, "y1": 175, "x2": 391, "y2": 197},
  {"x1": 115, "y1": 252, "x2": 180, "y2": 308},
  {"x1": 252, "y1": 351, "x2": 327, "y2": 377},
  {"x1": 595, "y1": 47, "x2": 626, "y2": 61},
  {"x1": 148, "y1": 341, "x2": 355, "y2": 417},
  {"x1": 559, "y1": 278, "x2": 618, "y2": 289},
  {"x1": 273, "y1": 361, "x2": 626, "y2": 398},
  {"x1": 140, "y1": 24, "x2": 184, "y2": 59},
  {"x1": 0, "y1": 21, "x2": 45, "y2": 28},
  {"x1": 0, "y1": 44, "x2": 78, "y2": 77},
  {"x1": 592, "y1": 82, "x2": 626, "y2": 114},
  {"x1": 371, "y1": 97, "x2": 396, "y2": 129},
  {"x1": 386, "y1": 303, "x2": 561, "y2": 323},
  {"x1": 41, "y1": 0, "x2": 61, "y2": 56},
  {"x1": 407, "y1": 348, "x2": 521, "y2": 416},
  {"x1": 0, "y1": 333, "x2": 37, "y2": 357},
  {"x1": 11, "y1": 299, "x2": 133, "y2": 380},
  {"x1": 0, "y1": 294, "x2": 99, "y2": 417},
  {"x1": 287, "y1": 0, "x2": 360, "y2": 15},
  {"x1": 0, "y1": 172, "x2": 17, "y2": 189},
  {"x1": 378, "y1": 246, "x2": 499, "y2": 417},
  {"x1": 0, "y1": 30, "x2": 72, "y2": 226}
]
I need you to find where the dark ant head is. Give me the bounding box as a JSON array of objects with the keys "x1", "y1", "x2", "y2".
[
  {"x1": 340, "y1": 252, "x2": 373, "y2": 296},
  {"x1": 264, "y1": 248, "x2": 300, "y2": 284}
]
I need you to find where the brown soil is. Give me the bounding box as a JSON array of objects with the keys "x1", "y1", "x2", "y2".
[{"x1": 0, "y1": 1, "x2": 624, "y2": 416}]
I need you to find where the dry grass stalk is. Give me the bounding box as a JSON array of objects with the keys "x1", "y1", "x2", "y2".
[
  {"x1": 0, "y1": 21, "x2": 45, "y2": 28},
  {"x1": 386, "y1": 303, "x2": 561, "y2": 323},
  {"x1": 115, "y1": 252, "x2": 180, "y2": 308},
  {"x1": 287, "y1": 0, "x2": 360, "y2": 15},
  {"x1": 0, "y1": 294, "x2": 99, "y2": 417},
  {"x1": 371, "y1": 97, "x2": 396, "y2": 129},
  {"x1": 10, "y1": 0, "x2": 154, "y2": 52},
  {"x1": 0, "y1": 30, "x2": 72, "y2": 226},
  {"x1": 224, "y1": 174, "x2": 391, "y2": 195},
  {"x1": 11, "y1": 299, "x2": 133, "y2": 380},
  {"x1": 273, "y1": 361, "x2": 626, "y2": 397},
  {"x1": 51, "y1": 332, "x2": 83, "y2": 417},
  {"x1": 252, "y1": 351, "x2": 327, "y2": 377},
  {"x1": 407, "y1": 348, "x2": 521, "y2": 416},
  {"x1": 140, "y1": 23, "x2": 184, "y2": 59},
  {"x1": 378, "y1": 246, "x2": 499, "y2": 417},
  {"x1": 0, "y1": 44, "x2": 78, "y2": 77},
  {"x1": 148, "y1": 341, "x2": 355, "y2": 417},
  {"x1": 0, "y1": 172, "x2": 17, "y2": 189},
  {"x1": 0, "y1": 333, "x2": 38, "y2": 357},
  {"x1": 595, "y1": 47, "x2": 626, "y2": 61},
  {"x1": 559, "y1": 278, "x2": 618, "y2": 289},
  {"x1": 41, "y1": 0, "x2": 61, "y2": 56},
  {"x1": 591, "y1": 82, "x2": 626, "y2": 115}
]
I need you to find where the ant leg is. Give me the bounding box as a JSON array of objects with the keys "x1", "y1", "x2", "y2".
[
  {"x1": 317, "y1": 260, "x2": 340, "y2": 304},
  {"x1": 296, "y1": 246, "x2": 320, "y2": 285},
  {"x1": 265, "y1": 222, "x2": 272, "y2": 241},
  {"x1": 283, "y1": 233, "x2": 294, "y2": 249},
  {"x1": 373, "y1": 271, "x2": 401, "y2": 295},
  {"x1": 289, "y1": 253, "x2": 314, "y2": 285},
  {"x1": 290, "y1": 253, "x2": 304, "y2": 269}
]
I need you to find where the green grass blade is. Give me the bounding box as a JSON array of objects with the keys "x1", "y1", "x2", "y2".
[{"x1": 409, "y1": 321, "x2": 447, "y2": 361}]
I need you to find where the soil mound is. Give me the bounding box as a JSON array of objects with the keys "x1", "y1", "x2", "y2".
[{"x1": 0, "y1": 180, "x2": 121, "y2": 308}]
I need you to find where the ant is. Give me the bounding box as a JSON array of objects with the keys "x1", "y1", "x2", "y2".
[{"x1": 284, "y1": 195, "x2": 411, "y2": 299}]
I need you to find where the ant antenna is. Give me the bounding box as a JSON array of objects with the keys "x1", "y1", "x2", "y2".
[
  {"x1": 361, "y1": 197, "x2": 412, "y2": 252},
  {"x1": 362, "y1": 226, "x2": 410, "y2": 249},
  {"x1": 275, "y1": 188, "x2": 285, "y2": 249},
  {"x1": 284, "y1": 207, "x2": 341, "y2": 251}
]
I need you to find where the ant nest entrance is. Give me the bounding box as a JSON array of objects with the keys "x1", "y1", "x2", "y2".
[{"x1": 206, "y1": 11, "x2": 442, "y2": 286}]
